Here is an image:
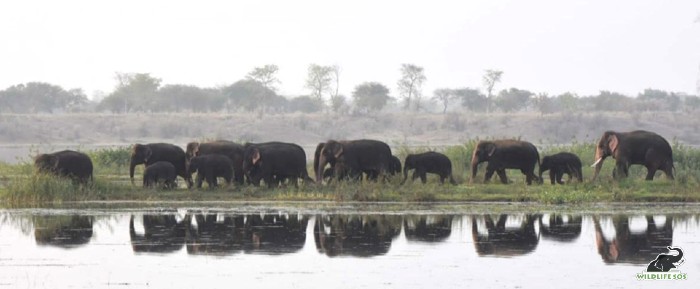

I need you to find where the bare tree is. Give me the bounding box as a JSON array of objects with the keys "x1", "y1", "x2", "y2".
[
  {"x1": 305, "y1": 64, "x2": 334, "y2": 102},
  {"x1": 397, "y1": 64, "x2": 426, "y2": 111},
  {"x1": 329, "y1": 65, "x2": 344, "y2": 113},
  {"x1": 432, "y1": 88, "x2": 454, "y2": 114},
  {"x1": 482, "y1": 69, "x2": 503, "y2": 114},
  {"x1": 246, "y1": 64, "x2": 280, "y2": 91}
]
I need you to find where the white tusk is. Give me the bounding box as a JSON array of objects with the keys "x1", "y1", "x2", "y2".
[{"x1": 591, "y1": 158, "x2": 603, "y2": 167}]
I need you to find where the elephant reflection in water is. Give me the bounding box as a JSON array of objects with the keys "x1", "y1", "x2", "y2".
[
  {"x1": 34, "y1": 215, "x2": 93, "y2": 248},
  {"x1": 185, "y1": 213, "x2": 308, "y2": 255},
  {"x1": 539, "y1": 214, "x2": 582, "y2": 242},
  {"x1": 471, "y1": 214, "x2": 540, "y2": 257},
  {"x1": 314, "y1": 215, "x2": 402, "y2": 257},
  {"x1": 404, "y1": 215, "x2": 454, "y2": 242},
  {"x1": 594, "y1": 215, "x2": 673, "y2": 264},
  {"x1": 130, "y1": 214, "x2": 190, "y2": 253}
]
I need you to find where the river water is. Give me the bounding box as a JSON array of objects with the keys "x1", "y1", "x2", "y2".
[{"x1": 0, "y1": 203, "x2": 697, "y2": 289}]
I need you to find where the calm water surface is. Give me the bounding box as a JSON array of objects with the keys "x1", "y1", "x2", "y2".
[{"x1": 0, "y1": 205, "x2": 698, "y2": 289}]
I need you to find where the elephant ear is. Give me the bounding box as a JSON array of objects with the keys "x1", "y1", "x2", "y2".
[
  {"x1": 607, "y1": 134, "x2": 619, "y2": 154},
  {"x1": 144, "y1": 147, "x2": 153, "y2": 162},
  {"x1": 333, "y1": 146, "x2": 344, "y2": 159},
  {"x1": 487, "y1": 144, "x2": 497, "y2": 157},
  {"x1": 251, "y1": 148, "x2": 261, "y2": 165},
  {"x1": 50, "y1": 155, "x2": 60, "y2": 168},
  {"x1": 192, "y1": 143, "x2": 200, "y2": 156}
]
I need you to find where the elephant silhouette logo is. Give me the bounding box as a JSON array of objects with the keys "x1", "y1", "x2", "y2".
[{"x1": 646, "y1": 246, "x2": 684, "y2": 272}]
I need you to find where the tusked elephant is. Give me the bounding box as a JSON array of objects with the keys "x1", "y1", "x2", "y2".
[
  {"x1": 401, "y1": 151, "x2": 457, "y2": 185},
  {"x1": 34, "y1": 150, "x2": 93, "y2": 184},
  {"x1": 470, "y1": 140, "x2": 541, "y2": 185},
  {"x1": 130, "y1": 143, "x2": 192, "y2": 188},
  {"x1": 188, "y1": 154, "x2": 234, "y2": 189},
  {"x1": 315, "y1": 139, "x2": 393, "y2": 183},
  {"x1": 186, "y1": 140, "x2": 245, "y2": 185},
  {"x1": 539, "y1": 152, "x2": 583, "y2": 185},
  {"x1": 143, "y1": 161, "x2": 178, "y2": 189},
  {"x1": 243, "y1": 142, "x2": 314, "y2": 188},
  {"x1": 593, "y1": 215, "x2": 673, "y2": 265},
  {"x1": 591, "y1": 130, "x2": 674, "y2": 181}
]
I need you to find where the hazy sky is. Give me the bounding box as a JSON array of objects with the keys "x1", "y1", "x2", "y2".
[{"x1": 1, "y1": 0, "x2": 699, "y2": 99}]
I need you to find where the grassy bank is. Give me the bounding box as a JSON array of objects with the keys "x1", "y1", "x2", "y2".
[{"x1": 1, "y1": 142, "x2": 699, "y2": 207}]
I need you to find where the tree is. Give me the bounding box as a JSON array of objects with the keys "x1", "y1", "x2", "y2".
[
  {"x1": 245, "y1": 64, "x2": 280, "y2": 91},
  {"x1": 482, "y1": 69, "x2": 503, "y2": 114},
  {"x1": 98, "y1": 73, "x2": 161, "y2": 113},
  {"x1": 591, "y1": 91, "x2": 631, "y2": 112},
  {"x1": 0, "y1": 82, "x2": 87, "y2": 113},
  {"x1": 533, "y1": 93, "x2": 556, "y2": 115},
  {"x1": 432, "y1": 88, "x2": 454, "y2": 114},
  {"x1": 455, "y1": 88, "x2": 487, "y2": 112},
  {"x1": 352, "y1": 82, "x2": 391, "y2": 113},
  {"x1": 397, "y1": 64, "x2": 426, "y2": 111},
  {"x1": 158, "y1": 84, "x2": 224, "y2": 112},
  {"x1": 494, "y1": 88, "x2": 533, "y2": 113},
  {"x1": 637, "y1": 89, "x2": 680, "y2": 112},
  {"x1": 289, "y1": 95, "x2": 324, "y2": 113},
  {"x1": 305, "y1": 64, "x2": 334, "y2": 102},
  {"x1": 223, "y1": 79, "x2": 277, "y2": 112}
]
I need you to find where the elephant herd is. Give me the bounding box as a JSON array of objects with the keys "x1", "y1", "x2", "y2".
[{"x1": 32, "y1": 129, "x2": 676, "y2": 189}]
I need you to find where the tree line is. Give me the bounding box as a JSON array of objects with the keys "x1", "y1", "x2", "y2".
[{"x1": 1, "y1": 64, "x2": 698, "y2": 114}]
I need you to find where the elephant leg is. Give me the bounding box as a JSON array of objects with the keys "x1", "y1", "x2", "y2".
[
  {"x1": 549, "y1": 170, "x2": 556, "y2": 185},
  {"x1": 264, "y1": 175, "x2": 275, "y2": 188},
  {"x1": 195, "y1": 174, "x2": 204, "y2": 189},
  {"x1": 419, "y1": 171, "x2": 427, "y2": 184},
  {"x1": 556, "y1": 171, "x2": 565, "y2": 185},
  {"x1": 411, "y1": 171, "x2": 419, "y2": 182},
  {"x1": 484, "y1": 169, "x2": 496, "y2": 183},
  {"x1": 207, "y1": 175, "x2": 218, "y2": 188},
  {"x1": 496, "y1": 169, "x2": 508, "y2": 184},
  {"x1": 645, "y1": 165, "x2": 657, "y2": 181}
]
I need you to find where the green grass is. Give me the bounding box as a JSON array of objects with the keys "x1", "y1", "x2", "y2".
[{"x1": 1, "y1": 142, "x2": 699, "y2": 207}]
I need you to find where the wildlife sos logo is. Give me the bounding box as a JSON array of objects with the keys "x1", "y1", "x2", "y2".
[{"x1": 636, "y1": 246, "x2": 687, "y2": 281}]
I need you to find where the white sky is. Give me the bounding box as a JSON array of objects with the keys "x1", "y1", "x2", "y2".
[{"x1": 1, "y1": 0, "x2": 699, "y2": 99}]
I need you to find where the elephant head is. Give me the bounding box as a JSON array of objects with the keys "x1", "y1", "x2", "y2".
[
  {"x1": 185, "y1": 142, "x2": 200, "y2": 163},
  {"x1": 316, "y1": 141, "x2": 344, "y2": 182},
  {"x1": 538, "y1": 156, "x2": 552, "y2": 180},
  {"x1": 242, "y1": 146, "x2": 263, "y2": 183},
  {"x1": 591, "y1": 131, "x2": 618, "y2": 181},
  {"x1": 470, "y1": 141, "x2": 496, "y2": 182},
  {"x1": 187, "y1": 156, "x2": 202, "y2": 175},
  {"x1": 130, "y1": 144, "x2": 153, "y2": 185},
  {"x1": 34, "y1": 154, "x2": 59, "y2": 174}
]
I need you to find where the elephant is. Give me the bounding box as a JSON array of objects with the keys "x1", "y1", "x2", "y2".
[
  {"x1": 315, "y1": 139, "x2": 393, "y2": 183},
  {"x1": 243, "y1": 142, "x2": 314, "y2": 188},
  {"x1": 471, "y1": 214, "x2": 540, "y2": 257},
  {"x1": 33, "y1": 215, "x2": 93, "y2": 248},
  {"x1": 314, "y1": 215, "x2": 402, "y2": 257},
  {"x1": 130, "y1": 143, "x2": 192, "y2": 188},
  {"x1": 539, "y1": 152, "x2": 583, "y2": 185},
  {"x1": 34, "y1": 150, "x2": 93, "y2": 184},
  {"x1": 142, "y1": 161, "x2": 177, "y2": 189},
  {"x1": 591, "y1": 130, "x2": 674, "y2": 181},
  {"x1": 401, "y1": 151, "x2": 457, "y2": 185},
  {"x1": 389, "y1": 155, "x2": 402, "y2": 176},
  {"x1": 186, "y1": 140, "x2": 245, "y2": 185},
  {"x1": 593, "y1": 215, "x2": 673, "y2": 264},
  {"x1": 404, "y1": 215, "x2": 453, "y2": 242},
  {"x1": 538, "y1": 214, "x2": 582, "y2": 242},
  {"x1": 647, "y1": 246, "x2": 684, "y2": 272},
  {"x1": 470, "y1": 140, "x2": 541, "y2": 185},
  {"x1": 188, "y1": 154, "x2": 234, "y2": 188},
  {"x1": 130, "y1": 213, "x2": 190, "y2": 253}
]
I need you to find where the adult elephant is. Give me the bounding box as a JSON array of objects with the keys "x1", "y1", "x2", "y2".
[
  {"x1": 470, "y1": 140, "x2": 541, "y2": 185},
  {"x1": 243, "y1": 142, "x2": 314, "y2": 188},
  {"x1": 471, "y1": 214, "x2": 540, "y2": 257},
  {"x1": 315, "y1": 139, "x2": 392, "y2": 183},
  {"x1": 34, "y1": 150, "x2": 93, "y2": 184},
  {"x1": 593, "y1": 215, "x2": 673, "y2": 264},
  {"x1": 591, "y1": 130, "x2": 674, "y2": 181},
  {"x1": 130, "y1": 143, "x2": 192, "y2": 188},
  {"x1": 538, "y1": 214, "x2": 582, "y2": 243},
  {"x1": 186, "y1": 141, "x2": 245, "y2": 185}
]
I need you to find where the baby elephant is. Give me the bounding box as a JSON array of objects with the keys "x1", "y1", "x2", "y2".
[
  {"x1": 143, "y1": 161, "x2": 177, "y2": 189},
  {"x1": 401, "y1": 152, "x2": 457, "y2": 185},
  {"x1": 188, "y1": 154, "x2": 234, "y2": 188},
  {"x1": 539, "y1": 152, "x2": 583, "y2": 185}
]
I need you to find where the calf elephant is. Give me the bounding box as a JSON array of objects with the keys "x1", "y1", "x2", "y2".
[
  {"x1": 243, "y1": 142, "x2": 314, "y2": 188},
  {"x1": 316, "y1": 139, "x2": 392, "y2": 183},
  {"x1": 143, "y1": 161, "x2": 177, "y2": 189},
  {"x1": 591, "y1": 130, "x2": 674, "y2": 181},
  {"x1": 186, "y1": 141, "x2": 245, "y2": 185},
  {"x1": 470, "y1": 140, "x2": 540, "y2": 185},
  {"x1": 34, "y1": 150, "x2": 93, "y2": 184},
  {"x1": 401, "y1": 151, "x2": 457, "y2": 185},
  {"x1": 539, "y1": 152, "x2": 583, "y2": 185},
  {"x1": 188, "y1": 154, "x2": 234, "y2": 188},
  {"x1": 130, "y1": 143, "x2": 192, "y2": 188}
]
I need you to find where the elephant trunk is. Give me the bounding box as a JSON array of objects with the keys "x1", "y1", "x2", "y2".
[
  {"x1": 316, "y1": 154, "x2": 328, "y2": 183},
  {"x1": 470, "y1": 155, "x2": 480, "y2": 183},
  {"x1": 591, "y1": 147, "x2": 606, "y2": 181},
  {"x1": 129, "y1": 157, "x2": 141, "y2": 186},
  {"x1": 401, "y1": 164, "x2": 410, "y2": 185}
]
